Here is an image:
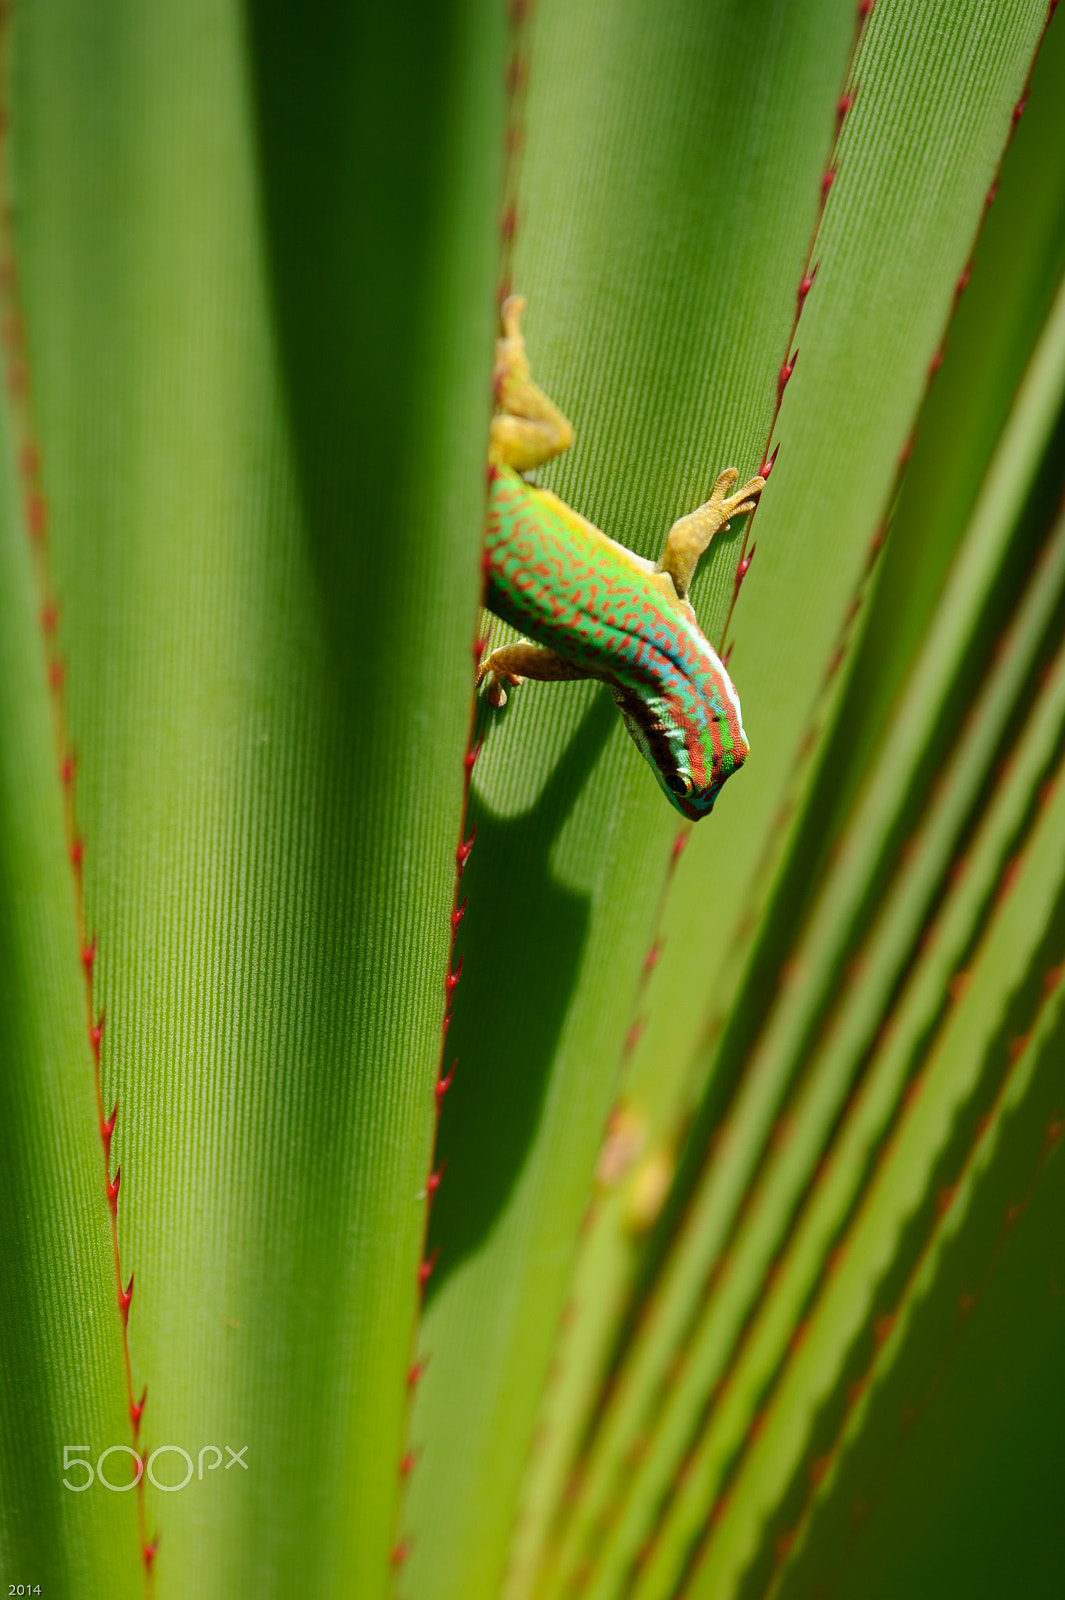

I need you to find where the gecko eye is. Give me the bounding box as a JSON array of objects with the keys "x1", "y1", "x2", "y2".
[{"x1": 664, "y1": 772, "x2": 691, "y2": 798}]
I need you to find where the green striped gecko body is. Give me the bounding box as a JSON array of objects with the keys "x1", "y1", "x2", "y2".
[{"x1": 479, "y1": 298, "x2": 763, "y2": 820}]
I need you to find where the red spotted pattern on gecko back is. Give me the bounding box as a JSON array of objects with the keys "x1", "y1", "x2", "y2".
[{"x1": 484, "y1": 463, "x2": 749, "y2": 818}]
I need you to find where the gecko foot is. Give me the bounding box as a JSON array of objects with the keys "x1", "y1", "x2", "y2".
[
  {"x1": 658, "y1": 468, "x2": 765, "y2": 599},
  {"x1": 477, "y1": 649, "x2": 525, "y2": 707}
]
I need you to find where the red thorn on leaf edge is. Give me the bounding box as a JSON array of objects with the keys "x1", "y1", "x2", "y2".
[
  {"x1": 748, "y1": 1411, "x2": 768, "y2": 1444},
  {"x1": 131, "y1": 1385, "x2": 147, "y2": 1431},
  {"x1": 451, "y1": 895, "x2": 468, "y2": 934},
  {"x1": 120, "y1": 1271, "x2": 134, "y2": 1323},
  {"x1": 70, "y1": 837, "x2": 84, "y2": 869},
  {"x1": 710, "y1": 1492, "x2": 732, "y2": 1527},
  {"x1": 426, "y1": 1159, "x2": 447, "y2": 1198},
  {"x1": 777, "y1": 350, "x2": 798, "y2": 405},
  {"x1": 760, "y1": 443, "x2": 780, "y2": 479},
  {"x1": 90, "y1": 1015, "x2": 105, "y2": 1061},
  {"x1": 445, "y1": 951, "x2": 464, "y2": 1001},
  {"x1": 904, "y1": 1070, "x2": 928, "y2": 1109},
  {"x1": 392, "y1": 1542, "x2": 413, "y2": 1568},
  {"x1": 419, "y1": 1249, "x2": 439, "y2": 1289},
  {"x1": 40, "y1": 601, "x2": 57, "y2": 634},
  {"x1": 998, "y1": 855, "x2": 1022, "y2": 901},
  {"x1": 25, "y1": 490, "x2": 47, "y2": 539},
  {"x1": 797, "y1": 260, "x2": 819, "y2": 308},
  {"x1": 837, "y1": 92, "x2": 853, "y2": 122},
  {"x1": 456, "y1": 825, "x2": 477, "y2": 876},
  {"x1": 48, "y1": 658, "x2": 64, "y2": 690},
  {"x1": 671, "y1": 830, "x2": 688, "y2": 866},
  {"x1": 1, "y1": 310, "x2": 23, "y2": 348},
  {"x1": 408, "y1": 1359, "x2": 428, "y2": 1388},
  {"x1": 464, "y1": 740, "x2": 482, "y2": 776},
  {"x1": 400, "y1": 1451, "x2": 418, "y2": 1477},
  {"x1": 790, "y1": 1319, "x2": 810, "y2": 1355},
  {"x1": 844, "y1": 1369, "x2": 869, "y2": 1408},
  {"x1": 81, "y1": 937, "x2": 96, "y2": 975},
  {"x1": 2, "y1": 320, "x2": 24, "y2": 357},
  {"x1": 143, "y1": 1541, "x2": 158, "y2": 1573},
  {"x1": 732, "y1": 544, "x2": 756, "y2": 601},
  {"x1": 107, "y1": 1165, "x2": 121, "y2": 1206},
  {"x1": 473, "y1": 633, "x2": 489, "y2": 664},
  {"x1": 821, "y1": 167, "x2": 836, "y2": 200},
  {"x1": 101, "y1": 1099, "x2": 117, "y2": 1144},
  {"x1": 625, "y1": 1018, "x2": 645, "y2": 1054},
  {"x1": 775, "y1": 1531, "x2": 797, "y2": 1562},
  {"x1": 436, "y1": 1062, "x2": 456, "y2": 1107}
]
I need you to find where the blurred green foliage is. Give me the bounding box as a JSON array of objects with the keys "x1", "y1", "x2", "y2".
[{"x1": 0, "y1": 4, "x2": 1062, "y2": 1600}]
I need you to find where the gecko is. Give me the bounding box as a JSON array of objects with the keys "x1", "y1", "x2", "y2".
[{"x1": 478, "y1": 296, "x2": 764, "y2": 821}]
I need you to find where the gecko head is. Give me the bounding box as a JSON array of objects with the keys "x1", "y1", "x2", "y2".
[
  {"x1": 655, "y1": 738, "x2": 749, "y2": 820},
  {"x1": 611, "y1": 676, "x2": 750, "y2": 821}
]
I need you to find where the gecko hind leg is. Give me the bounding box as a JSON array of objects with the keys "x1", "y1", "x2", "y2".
[
  {"x1": 478, "y1": 638, "x2": 594, "y2": 707},
  {"x1": 657, "y1": 467, "x2": 766, "y2": 600},
  {"x1": 488, "y1": 296, "x2": 575, "y2": 474}
]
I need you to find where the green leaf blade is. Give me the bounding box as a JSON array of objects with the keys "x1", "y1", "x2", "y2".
[
  {"x1": 0, "y1": 375, "x2": 141, "y2": 1591},
  {"x1": 10, "y1": 1, "x2": 505, "y2": 1592},
  {"x1": 516, "y1": 13, "x2": 1056, "y2": 1592},
  {"x1": 628, "y1": 0, "x2": 1050, "y2": 1140},
  {"x1": 406, "y1": 2, "x2": 859, "y2": 1595},
  {"x1": 775, "y1": 1001, "x2": 1065, "y2": 1600},
  {"x1": 690, "y1": 730, "x2": 1065, "y2": 1599}
]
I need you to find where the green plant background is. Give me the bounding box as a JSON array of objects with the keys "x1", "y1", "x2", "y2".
[{"x1": 1, "y1": 3, "x2": 1063, "y2": 1599}]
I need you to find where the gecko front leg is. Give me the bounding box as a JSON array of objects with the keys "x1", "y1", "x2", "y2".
[
  {"x1": 478, "y1": 638, "x2": 594, "y2": 707},
  {"x1": 657, "y1": 467, "x2": 765, "y2": 600}
]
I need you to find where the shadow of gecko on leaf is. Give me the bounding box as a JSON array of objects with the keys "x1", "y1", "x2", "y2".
[{"x1": 425, "y1": 686, "x2": 617, "y2": 1300}]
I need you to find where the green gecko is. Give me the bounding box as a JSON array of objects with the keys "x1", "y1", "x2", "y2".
[{"x1": 478, "y1": 296, "x2": 764, "y2": 820}]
